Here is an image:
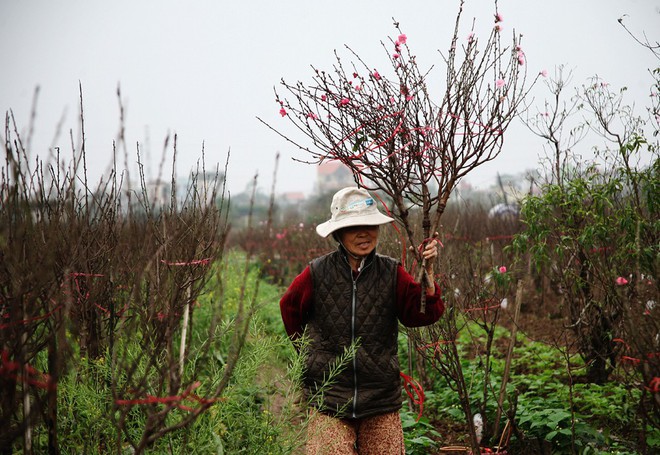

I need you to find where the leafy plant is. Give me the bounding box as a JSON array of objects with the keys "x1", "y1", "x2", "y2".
[{"x1": 401, "y1": 409, "x2": 441, "y2": 455}]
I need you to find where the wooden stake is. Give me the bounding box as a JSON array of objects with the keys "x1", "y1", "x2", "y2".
[
  {"x1": 179, "y1": 287, "x2": 192, "y2": 379},
  {"x1": 493, "y1": 279, "x2": 523, "y2": 442}
]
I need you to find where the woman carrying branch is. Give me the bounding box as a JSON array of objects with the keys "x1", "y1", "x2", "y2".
[{"x1": 280, "y1": 186, "x2": 444, "y2": 454}]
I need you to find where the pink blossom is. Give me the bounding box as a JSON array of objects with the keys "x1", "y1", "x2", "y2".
[
  {"x1": 397, "y1": 33, "x2": 407, "y2": 45},
  {"x1": 615, "y1": 276, "x2": 629, "y2": 286},
  {"x1": 389, "y1": 96, "x2": 395, "y2": 103},
  {"x1": 406, "y1": 95, "x2": 413, "y2": 101},
  {"x1": 517, "y1": 51, "x2": 525, "y2": 66},
  {"x1": 321, "y1": 94, "x2": 327, "y2": 102},
  {"x1": 494, "y1": 24, "x2": 502, "y2": 32},
  {"x1": 352, "y1": 72, "x2": 358, "y2": 78},
  {"x1": 496, "y1": 79, "x2": 505, "y2": 88},
  {"x1": 467, "y1": 32, "x2": 475, "y2": 43},
  {"x1": 393, "y1": 53, "x2": 400, "y2": 59},
  {"x1": 498, "y1": 266, "x2": 507, "y2": 273},
  {"x1": 540, "y1": 69, "x2": 548, "y2": 77},
  {"x1": 355, "y1": 85, "x2": 362, "y2": 91},
  {"x1": 515, "y1": 45, "x2": 522, "y2": 52},
  {"x1": 276, "y1": 232, "x2": 286, "y2": 240},
  {"x1": 340, "y1": 98, "x2": 350, "y2": 106},
  {"x1": 495, "y1": 12, "x2": 503, "y2": 23},
  {"x1": 373, "y1": 70, "x2": 381, "y2": 80},
  {"x1": 279, "y1": 108, "x2": 287, "y2": 117},
  {"x1": 307, "y1": 112, "x2": 318, "y2": 120}
]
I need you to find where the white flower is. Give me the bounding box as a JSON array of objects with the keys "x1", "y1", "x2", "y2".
[
  {"x1": 500, "y1": 298, "x2": 508, "y2": 310},
  {"x1": 473, "y1": 413, "x2": 483, "y2": 444},
  {"x1": 454, "y1": 288, "x2": 461, "y2": 297}
]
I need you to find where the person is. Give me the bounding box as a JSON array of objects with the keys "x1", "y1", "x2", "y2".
[{"x1": 280, "y1": 186, "x2": 445, "y2": 455}]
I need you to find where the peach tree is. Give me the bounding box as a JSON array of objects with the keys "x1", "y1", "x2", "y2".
[{"x1": 262, "y1": 2, "x2": 537, "y2": 452}]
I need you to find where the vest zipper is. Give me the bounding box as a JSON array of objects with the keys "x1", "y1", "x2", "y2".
[
  {"x1": 351, "y1": 279, "x2": 358, "y2": 418},
  {"x1": 345, "y1": 254, "x2": 372, "y2": 419}
]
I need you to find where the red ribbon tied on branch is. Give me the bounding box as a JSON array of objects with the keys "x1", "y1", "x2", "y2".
[
  {"x1": 115, "y1": 381, "x2": 221, "y2": 412},
  {"x1": 0, "y1": 349, "x2": 56, "y2": 390},
  {"x1": 400, "y1": 371, "x2": 424, "y2": 422}
]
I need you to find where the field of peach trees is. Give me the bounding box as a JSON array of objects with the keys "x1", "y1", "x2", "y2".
[
  {"x1": 2, "y1": 4, "x2": 659, "y2": 454},
  {"x1": 1, "y1": 117, "x2": 657, "y2": 454}
]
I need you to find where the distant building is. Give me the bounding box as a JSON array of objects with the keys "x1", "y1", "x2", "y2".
[
  {"x1": 281, "y1": 191, "x2": 306, "y2": 205},
  {"x1": 316, "y1": 161, "x2": 355, "y2": 194},
  {"x1": 277, "y1": 191, "x2": 307, "y2": 223},
  {"x1": 145, "y1": 179, "x2": 169, "y2": 207},
  {"x1": 143, "y1": 171, "x2": 223, "y2": 209}
]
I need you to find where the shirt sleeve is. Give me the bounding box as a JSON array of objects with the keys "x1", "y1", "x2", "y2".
[
  {"x1": 280, "y1": 266, "x2": 314, "y2": 341},
  {"x1": 395, "y1": 264, "x2": 445, "y2": 327}
]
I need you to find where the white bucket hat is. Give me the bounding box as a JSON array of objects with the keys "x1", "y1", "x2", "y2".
[{"x1": 315, "y1": 187, "x2": 394, "y2": 238}]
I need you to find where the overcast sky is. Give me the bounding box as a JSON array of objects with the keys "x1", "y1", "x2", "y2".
[{"x1": 2, "y1": 0, "x2": 658, "y2": 196}]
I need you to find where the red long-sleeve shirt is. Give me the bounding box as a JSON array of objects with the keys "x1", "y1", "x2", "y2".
[{"x1": 280, "y1": 264, "x2": 444, "y2": 340}]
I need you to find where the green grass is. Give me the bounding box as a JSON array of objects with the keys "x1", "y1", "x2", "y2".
[
  {"x1": 22, "y1": 250, "x2": 301, "y2": 454},
  {"x1": 24, "y1": 253, "x2": 658, "y2": 454}
]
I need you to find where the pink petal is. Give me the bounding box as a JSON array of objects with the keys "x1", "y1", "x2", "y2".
[{"x1": 615, "y1": 276, "x2": 629, "y2": 286}]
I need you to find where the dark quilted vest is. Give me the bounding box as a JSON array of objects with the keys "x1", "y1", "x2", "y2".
[{"x1": 305, "y1": 248, "x2": 401, "y2": 419}]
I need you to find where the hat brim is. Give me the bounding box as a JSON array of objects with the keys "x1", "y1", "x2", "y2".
[{"x1": 315, "y1": 212, "x2": 394, "y2": 238}]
